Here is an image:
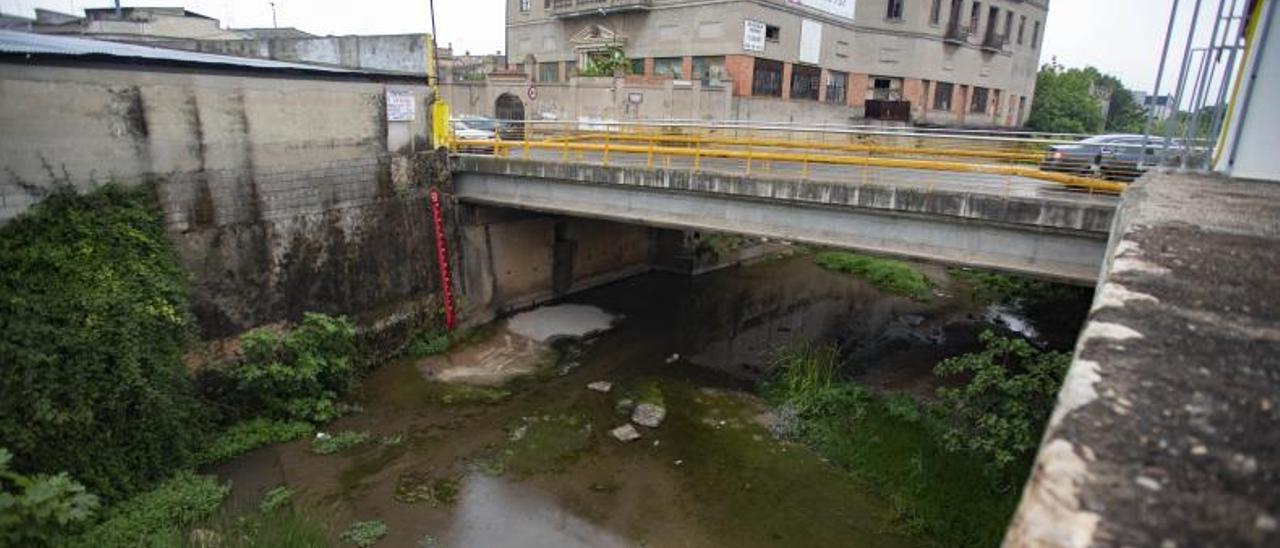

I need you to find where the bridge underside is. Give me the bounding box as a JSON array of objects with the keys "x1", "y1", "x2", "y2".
[{"x1": 451, "y1": 158, "x2": 1114, "y2": 284}]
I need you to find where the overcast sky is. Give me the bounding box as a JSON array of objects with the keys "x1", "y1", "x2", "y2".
[{"x1": 4, "y1": 0, "x2": 1240, "y2": 94}]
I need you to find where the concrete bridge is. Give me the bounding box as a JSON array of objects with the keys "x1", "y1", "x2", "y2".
[{"x1": 451, "y1": 154, "x2": 1117, "y2": 283}]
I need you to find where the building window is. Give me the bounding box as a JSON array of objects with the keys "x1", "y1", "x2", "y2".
[
  {"x1": 969, "y1": 2, "x2": 981, "y2": 36},
  {"x1": 653, "y1": 57, "x2": 683, "y2": 77},
  {"x1": 1032, "y1": 20, "x2": 1041, "y2": 48},
  {"x1": 886, "y1": 0, "x2": 905, "y2": 21},
  {"x1": 970, "y1": 86, "x2": 989, "y2": 113},
  {"x1": 869, "y1": 76, "x2": 904, "y2": 101},
  {"x1": 564, "y1": 60, "x2": 577, "y2": 77},
  {"x1": 1018, "y1": 15, "x2": 1026, "y2": 45},
  {"x1": 691, "y1": 56, "x2": 726, "y2": 84},
  {"x1": 520, "y1": 0, "x2": 529, "y2": 12},
  {"x1": 791, "y1": 64, "x2": 821, "y2": 101},
  {"x1": 752, "y1": 58, "x2": 783, "y2": 97},
  {"x1": 630, "y1": 58, "x2": 646, "y2": 75},
  {"x1": 827, "y1": 70, "x2": 848, "y2": 104},
  {"x1": 929, "y1": 0, "x2": 942, "y2": 25},
  {"x1": 1002, "y1": 11, "x2": 1013, "y2": 43},
  {"x1": 933, "y1": 82, "x2": 954, "y2": 110},
  {"x1": 538, "y1": 62, "x2": 559, "y2": 82},
  {"x1": 765, "y1": 25, "x2": 781, "y2": 42}
]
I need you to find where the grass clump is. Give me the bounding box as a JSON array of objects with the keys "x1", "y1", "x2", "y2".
[
  {"x1": 258, "y1": 486, "x2": 294, "y2": 513},
  {"x1": 478, "y1": 414, "x2": 592, "y2": 477},
  {"x1": 197, "y1": 419, "x2": 314, "y2": 466},
  {"x1": 70, "y1": 472, "x2": 228, "y2": 547},
  {"x1": 311, "y1": 431, "x2": 371, "y2": 456},
  {"x1": 814, "y1": 251, "x2": 932, "y2": 300},
  {"x1": 767, "y1": 333, "x2": 1068, "y2": 548},
  {"x1": 340, "y1": 520, "x2": 388, "y2": 547},
  {"x1": 432, "y1": 383, "x2": 511, "y2": 406}
]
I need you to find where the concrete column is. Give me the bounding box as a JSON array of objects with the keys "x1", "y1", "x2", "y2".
[
  {"x1": 681, "y1": 56, "x2": 693, "y2": 80},
  {"x1": 818, "y1": 69, "x2": 828, "y2": 103},
  {"x1": 781, "y1": 62, "x2": 793, "y2": 100},
  {"x1": 848, "y1": 72, "x2": 869, "y2": 109},
  {"x1": 643, "y1": 58, "x2": 655, "y2": 77}
]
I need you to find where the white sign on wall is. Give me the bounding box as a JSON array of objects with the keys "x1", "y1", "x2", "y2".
[
  {"x1": 799, "y1": 19, "x2": 823, "y2": 64},
  {"x1": 386, "y1": 90, "x2": 415, "y2": 121},
  {"x1": 788, "y1": 0, "x2": 856, "y2": 21},
  {"x1": 743, "y1": 20, "x2": 766, "y2": 52}
]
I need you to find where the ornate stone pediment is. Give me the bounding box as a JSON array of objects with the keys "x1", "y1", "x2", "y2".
[{"x1": 569, "y1": 23, "x2": 625, "y2": 48}]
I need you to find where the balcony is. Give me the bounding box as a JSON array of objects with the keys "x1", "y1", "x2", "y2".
[
  {"x1": 981, "y1": 32, "x2": 1005, "y2": 52},
  {"x1": 549, "y1": 0, "x2": 653, "y2": 18},
  {"x1": 944, "y1": 20, "x2": 969, "y2": 45}
]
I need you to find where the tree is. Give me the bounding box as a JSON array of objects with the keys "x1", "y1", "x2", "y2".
[
  {"x1": 1092, "y1": 72, "x2": 1147, "y2": 133},
  {"x1": 1025, "y1": 62, "x2": 1105, "y2": 134}
]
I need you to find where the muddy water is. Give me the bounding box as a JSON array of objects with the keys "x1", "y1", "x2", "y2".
[{"x1": 216, "y1": 254, "x2": 1088, "y2": 547}]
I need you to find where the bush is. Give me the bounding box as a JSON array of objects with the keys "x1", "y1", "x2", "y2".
[
  {"x1": 0, "y1": 448, "x2": 99, "y2": 547},
  {"x1": 231, "y1": 313, "x2": 357, "y2": 423},
  {"x1": 71, "y1": 471, "x2": 229, "y2": 547},
  {"x1": 814, "y1": 251, "x2": 932, "y2": 300},
  {"x1": 934, "y1": 331, "x2": 1070, "y2": 481},
  {"x1": 197, "y1": 419, "x2": 315, "y2": 466},
  {"x1": 0, "y1": 184, "x2": 206, "y2": 500}
]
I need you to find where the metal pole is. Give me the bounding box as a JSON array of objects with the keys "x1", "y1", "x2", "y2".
[
  {"x1": 1163, "y1": 0, "x2": 1206, "y2": 160},
  {"x1": 270, "y1": 2, "x2": 278, "y2": 28},
  {"x1": 1207, "y1": 2, "x2": 1243, "y2": 151},
  {"x1": 1162, "y1": 48, "x2": 1200, "y2": 156},
  {"x1": 428, "y1": 0, "x2": 442, "y2": 88},
  {"x1": 1179, "y1": 48, "x2": 1210, "y2": 164},
  {"x1": 1184, "y1": 0, "x2": 1230, "y2": 166},
  {"x1": 1143, "y1": 0, "x2": 1184, "y2": 162}
]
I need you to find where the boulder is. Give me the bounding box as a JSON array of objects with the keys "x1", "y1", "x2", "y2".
[
  {"x1": 632, "y1": 402, "x2": 667, "y2": 428},
  {"x1": 587, "y1": 381, "x2": 613, "y2": 393},
  {"x1": 610, "y1": 424, "x2": 641, "y2": 442}
]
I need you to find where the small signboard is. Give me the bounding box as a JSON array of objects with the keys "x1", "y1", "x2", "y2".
[
  {"x1": 743, "y1": 20, "x2": 766, "y2": 52},
  {"x1": 386, "y1": 90, "x2": 415, "y2": 121}
]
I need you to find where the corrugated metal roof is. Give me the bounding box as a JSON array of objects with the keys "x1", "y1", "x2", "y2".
[{"x1": 0, "y1": 29, "x2": 370, "y2": 75}]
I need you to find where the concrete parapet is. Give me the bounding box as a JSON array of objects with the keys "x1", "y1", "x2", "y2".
[{"x1": 1006, "y1": 171, "x2": 1280, "y2": 547}]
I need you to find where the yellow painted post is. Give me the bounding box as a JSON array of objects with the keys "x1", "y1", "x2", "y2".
[
  {"x1": 562, "y1": 139, "x2": 569, "y2": 162},
  {"x1": 802, "y1": 156, "x2": 809, "y2": 178},
  {"x1": 746, "y1": 148, "x2": 753, "y2": 176},
  {"x1": 647, "y1": 140, "x2": 655, "y2": 168},
  {"x1": 522, "y1": 127, "x2": 530, "y2": 159},
  {"x1": 603, "y1": 135, "x2": 611, "y2": 166}
]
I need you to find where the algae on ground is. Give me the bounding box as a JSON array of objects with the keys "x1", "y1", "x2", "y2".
[
  {"x1": 394, "y1": 472, "x2": 462, "y2": 506},
  {"x1": 475, "y1": 413, "x2": 593, "y2": 477}
]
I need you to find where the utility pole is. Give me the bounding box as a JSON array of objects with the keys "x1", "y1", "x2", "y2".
[{"x1": 269, "y1": 2, "x2": 278, "y2": 28}]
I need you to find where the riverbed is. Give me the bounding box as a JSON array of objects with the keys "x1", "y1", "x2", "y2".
[{"x1": 215, "y1": 253, "x2": 1089, "y2": 547}]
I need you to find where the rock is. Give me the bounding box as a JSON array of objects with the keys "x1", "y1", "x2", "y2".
[
  {"x1": 189, "y1": 528, "x2": 221, "y2": 548},
  {"x1": 632, "y1": 403, "x2": 667, "y2": 428},
  {"x1": 615, "y1": 398, "x2": 635, "y2": 415},
  {"x1": 508, "y1": 424, "x2": 528, "y2": 442},
  {"x1": 587, "y1": 381, "x2": 613, "y2": 393},
  {"x1": 610, "y1": 424, "x2": 641, "y2": 442},
  {"x1": 901, "y1": 314, "x2": 925, "y2": 327},
  {"x1": 664, "y1": 353, "x2": 680, "y2": 364}
]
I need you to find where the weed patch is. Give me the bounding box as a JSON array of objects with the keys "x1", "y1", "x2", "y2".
[
  {"x1": 70, "y1": 472, "x2": 228, "y2": 547},
  {"x1": 814, "y1": 251, "x2": 932, "y2": 300},
  {"x1": 198, "y1": 419, "x2": 314, "y2": 466},
  {"x1": 311, "y1": 431, "x2": 372, "y2": 456},
  {"x1": 340, "y1": 520, "x2": 388, "y2": 547},
  {"x1": 477, "y1": 414, "x2": 592, "y2": 477}
]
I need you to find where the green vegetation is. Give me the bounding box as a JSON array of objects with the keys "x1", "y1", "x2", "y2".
[
  {"x1": 768, "y1": 332, "x2": 1068, "y2": 547},
  {"x1": 219, "y1": 508, "x2": 331, "y2": 548},
  {"x1": 578, "y1": 45, "x2": 630, "y2": 77},
  {"x1": 934, "y1": 331, "x2": 1070, "y2": 481},
  {"x1": 948, "y1": 268, "x2": 1071, "y2": 306},
  {"x1": 340, "y1": 520, "x2": 388, "y2": 547},
  {"x1": 231, "y1": 313, "x2": 359, "y2": 423},
  {"x1": 814, "y1": 251, "x2": 932, "y2": 300},
  {"x1": 0, "y1": 448, "x2": 100, "y2": 547},
  {"x1": 477, "y1": 414, "x2": 593, "y2": 477},
  {"x1": 311, "y1": 431, "x2": 372, "y2": 456},
  {"x1": 394, "y1": 472, "x2": 461, "y2": 506},
  {"x1": 1027, "y1": 62, "x2": 1146, "y2": 134},
  {"x1": 0, "y1": 184, "x2": 207, "y2": 501},
  {"x1": 258, "y1": 486, "x2": 294, "y2": 513},
  {"x1": 197, "y1": 419, "x2": 315, "y2": 466},
  {"x1": 70, "y1": 472, "x2": 229, "y2": 548}
]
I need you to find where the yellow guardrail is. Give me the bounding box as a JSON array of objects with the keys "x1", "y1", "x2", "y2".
[
  {"x1": 455, "y1": 138, "x2": 1127, "y2": 194},
  {"x1": 532, "y1": 131, "x2": 1047, "y2": 164}
]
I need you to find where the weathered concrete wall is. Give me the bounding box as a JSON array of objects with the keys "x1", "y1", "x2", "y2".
[
  {"x1": 0, "y1": 62, "x2": 440, "y2": 337},
  {"x1": 150, "y1": 34, "x2": 430, "y2": 75},
  {"x1": 454, "y1": 204, "x2": 652, "y2": 319},
  {"x1": 441, "y1": 77, "x2": 733, "y2": 121},
  {"x1": 1005, "y1": 171, "x2": 1280, "y2": 547}
]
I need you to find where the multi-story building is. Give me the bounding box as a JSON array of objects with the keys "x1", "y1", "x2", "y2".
[{"x1": 506, "y1": 0, "x2": 1049, "y2": 127}]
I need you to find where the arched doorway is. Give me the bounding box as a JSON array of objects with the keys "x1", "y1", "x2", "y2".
[{"x1": 494, "y1": 93, "x2": 525, "y2": 140}]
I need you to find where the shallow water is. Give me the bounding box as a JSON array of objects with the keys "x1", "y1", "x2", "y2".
[{"x1": 215, "y1": 254, "x2": 1088, "y2": 547}]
